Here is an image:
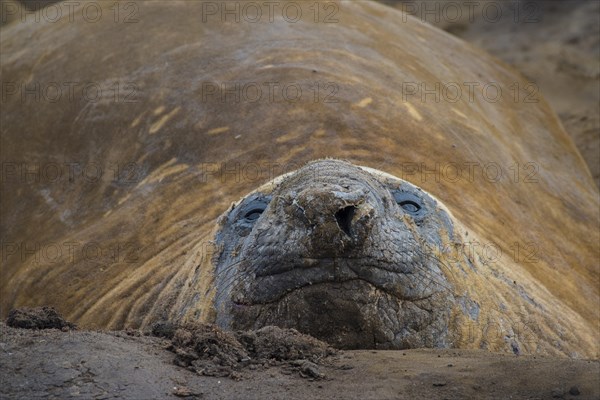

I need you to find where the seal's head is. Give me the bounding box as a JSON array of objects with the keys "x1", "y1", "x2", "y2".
[{"x1": 212, "y1": 159, "x2": 460, "y2": 349}]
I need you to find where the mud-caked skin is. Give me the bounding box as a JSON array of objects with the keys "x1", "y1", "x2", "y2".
[{"x1": 213, "y1": 160, "x2": 458, "y2": 349}]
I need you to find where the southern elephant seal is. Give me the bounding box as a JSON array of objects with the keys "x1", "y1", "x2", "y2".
[{"x1": 0, "y1": 0, "x2": 597, "y2": 358}]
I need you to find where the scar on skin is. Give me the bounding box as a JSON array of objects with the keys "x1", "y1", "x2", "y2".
[
  {"x1": 356, "y1": 97, "x2": 373, "y2": 108},
  {"x1": 452, "y1": 109, "x2": 467, "y2": 119},
  {"x1": 312, "y1": 128, "x2": 326, "y2": 138},
  {"x1": 207, "y1": 126, "x2": 230, "y2": 135},
  {"x1": 404, "y1": 103, "x2": 423, "y2": 121},
  {"x1": 130, "y1": 114, "x2": 144, "y2": 128},
  {"x1": 276, "y1": 131, "x2": 299, "y2": 144},
  {"x1": 153, "y1": 106, "x2": 166, "y2": 115},
  {"x1": 149, "y1": 107, "x2": 180, "y2": 134}
]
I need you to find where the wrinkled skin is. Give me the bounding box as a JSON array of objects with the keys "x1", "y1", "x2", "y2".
[{"x1": 213, "y1": 160, "x2": 459, "y2": 349}]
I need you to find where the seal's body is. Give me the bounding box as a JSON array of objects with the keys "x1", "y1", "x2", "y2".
[{"x1": 1, "y1": 1, "x2": 597, "y2": 357}]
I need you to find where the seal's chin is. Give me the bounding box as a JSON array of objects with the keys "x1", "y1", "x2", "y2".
[{"x1": 230, "y1": 279, "x2": 417, "y2": 349}]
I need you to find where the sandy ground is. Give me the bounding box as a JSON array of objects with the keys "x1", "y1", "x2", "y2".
[
  {"x1": 1, "y1": 323, "x2": 599, "y2": 400},
  {"x1": 381, "y1": 0, "x2": 600, "y2": 187}
]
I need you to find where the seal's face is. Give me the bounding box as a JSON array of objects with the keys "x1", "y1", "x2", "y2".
[{"x1": 213, "y1": 160, "x2": 458, "y2": 349}]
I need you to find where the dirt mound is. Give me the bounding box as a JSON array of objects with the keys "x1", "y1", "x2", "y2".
[
  {"x1": 5, "y1": 307, "x2": 76, "y2": 330},
  {"x1": 237, "y1": 325, "x2": 334, "y2": 362},
  {"x1": 164, "y1": 323, "x2": 336, "y2": 379},
  {"x1": 170, "y1": 323, "x2": 250, "y2": 378}
]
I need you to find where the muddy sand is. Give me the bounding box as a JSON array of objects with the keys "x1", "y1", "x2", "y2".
[{"x1": 1, "y1": 320, "x2": 599, "y2": 400}]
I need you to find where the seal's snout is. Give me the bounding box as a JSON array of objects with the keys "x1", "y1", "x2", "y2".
[{"x1": 294, "y1": 185, "x2": 376, "y2": 253}]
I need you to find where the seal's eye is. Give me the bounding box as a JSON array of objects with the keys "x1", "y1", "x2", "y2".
[
  {"x1": 244, "y1": 208, "x2": 264, "y2": 222},
  {"x1": 228, "y1": 194, "x2": 271, "y2": 237},
  {"x1": 391, "y1": 190, "x2": 424, "y2": 217},
  {"x1": 234, "y1": 196, "x2": 270, "y2": 225},
  {"x1": 399, "y1": 200, "x2": 421, "y2": 214}
]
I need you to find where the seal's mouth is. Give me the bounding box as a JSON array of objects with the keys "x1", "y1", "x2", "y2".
[
  {"x1": 232, "y1": 278, "x2": 434, "y2": 307},
  {"x1": 233, "y1": 257, "x2": 440, "y2": 306},
  {"x1": 228, "y1": 278, "x2": 444, "y2": 349}
]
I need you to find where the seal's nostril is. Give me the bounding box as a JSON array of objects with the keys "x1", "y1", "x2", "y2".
[{"x1": 335, "y1": 205, "x2": 356, "y2": 237}]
